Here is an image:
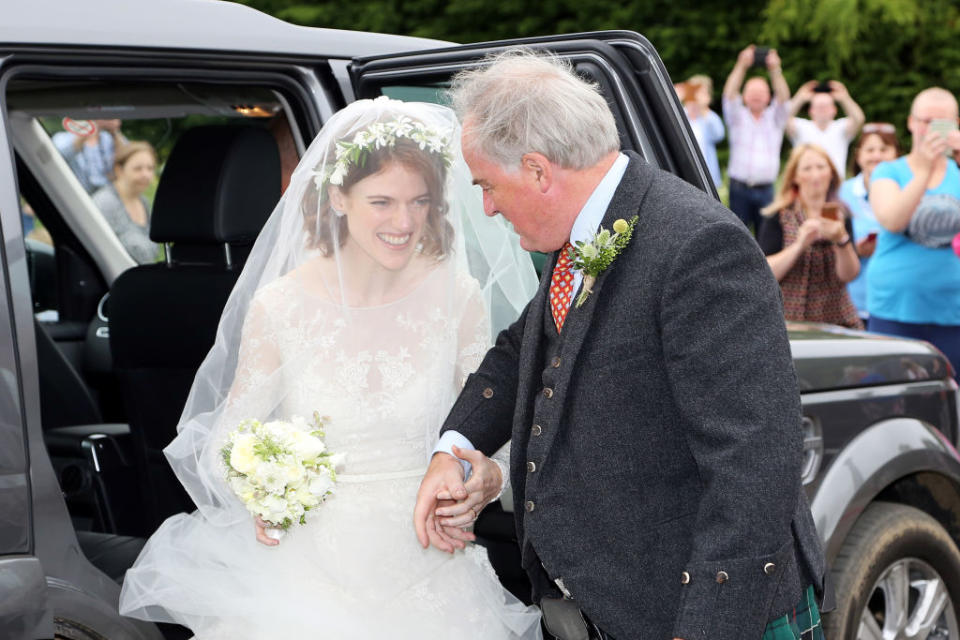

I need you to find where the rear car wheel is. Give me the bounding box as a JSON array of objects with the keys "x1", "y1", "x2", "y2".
[
  {"x1": 54, "y1": 617, "x2": 107, "y2": 640},
  {"x1": 824, "y1": 502, "x2": 960, "y2": 639}
]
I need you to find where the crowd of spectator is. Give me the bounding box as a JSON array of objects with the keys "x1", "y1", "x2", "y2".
[{"x1": 677, "y1": 45, "x2": 960, "y2": 376}]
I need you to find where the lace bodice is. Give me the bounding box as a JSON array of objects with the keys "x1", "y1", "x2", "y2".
[{"x1": 220, "y1": 258, "x2": 490, "y2": 475}]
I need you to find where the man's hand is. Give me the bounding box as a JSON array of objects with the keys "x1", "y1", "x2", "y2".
[
  {"x1": 766, "y1": 48, "x2": 782, "y2": 72},
  {"x1": 736, "y1": 45, "x2": 755, "y2": 70},
  {"x1": 414, "y1": 452, "x2": 468, "y2": 552},
  {"x1": 435, "y1": 445, "x2": 504, "y2": 535},
  {"x1": 829, "y1": 80, "x2": 850, "y2": 101},
  {"x1": 794, "y1": 80, "x2": 817, "y2": 105},
  {"x1": 254, "y1": 516, "x2": 279, "y2": 546}
]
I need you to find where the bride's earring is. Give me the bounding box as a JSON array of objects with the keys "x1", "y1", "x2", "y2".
[{"x1": 332, "y1": 207, "x2": 346, "y2": 218}]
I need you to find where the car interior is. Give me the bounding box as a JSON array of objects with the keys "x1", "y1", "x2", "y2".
[
  {"x1": 6, "y1": 71, "x2": 532, "y2": 637},
  {"x1": 6, "y1": 76, "x2": 308, "y2": 637}
]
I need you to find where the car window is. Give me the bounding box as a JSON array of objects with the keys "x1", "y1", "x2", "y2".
[{"x1": 8, "y1": 81, "x2": 300, "y2": 324}]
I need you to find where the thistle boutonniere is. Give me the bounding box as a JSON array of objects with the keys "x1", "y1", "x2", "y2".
[{"x1": 570, "y1": 215, "x2": 638, "y2": 308}]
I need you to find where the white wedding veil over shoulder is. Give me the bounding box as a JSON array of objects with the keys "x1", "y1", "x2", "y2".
[
  {"x1": 162, "y1": 96, "x2": 537, "y2": 527},
  {"x1": 119, "y1": 97, "x2": 542, "y2": 638}
]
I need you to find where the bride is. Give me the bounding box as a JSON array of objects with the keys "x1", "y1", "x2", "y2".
[{"x1": 119, "y1": 97, "x2": 542, "y2": 638}]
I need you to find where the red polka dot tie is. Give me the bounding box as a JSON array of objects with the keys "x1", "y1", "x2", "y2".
[{"x1": 550, "y1": 242, "x2": 575, "y2": 332}]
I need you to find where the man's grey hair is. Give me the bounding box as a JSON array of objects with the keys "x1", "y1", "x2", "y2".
[{"x1": 449, "y1": 49, "x2": 620, "y2": 170}]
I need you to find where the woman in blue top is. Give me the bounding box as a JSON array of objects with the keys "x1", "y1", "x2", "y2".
[
  {"x1": 869, "y1": 88, "x2": 960, "y2": 377},
  {"x1": 838, "y1": 123, "x2": 900, "y2": 325},
  {"x1": 680, "y1": 75, "x2": 725, "y2": 189}
]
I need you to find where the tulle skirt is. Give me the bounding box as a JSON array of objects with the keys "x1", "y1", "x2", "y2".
[{"x1": 119, "y1": 470, "x2": 542, "y2": 639}]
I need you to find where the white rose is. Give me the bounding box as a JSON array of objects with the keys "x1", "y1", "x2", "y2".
[
  {"x1": 229, "y1": 434, "x2": 258, "y2": 474},
  {"x1": 289, "y1": 430, "x2": 326, "y2": 462}
]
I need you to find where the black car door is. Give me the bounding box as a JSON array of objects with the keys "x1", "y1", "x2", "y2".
[
  {"x1": 0, "y1": 108, "x2": 50, "y2": 638},
  {"x1": 349, "y1": 31, "x2": 715, "y2": 197}
]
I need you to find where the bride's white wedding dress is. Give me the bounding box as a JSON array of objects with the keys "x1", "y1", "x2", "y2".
[{"x1": 120, "y1": 258, "x2": 542, "y2": 639}]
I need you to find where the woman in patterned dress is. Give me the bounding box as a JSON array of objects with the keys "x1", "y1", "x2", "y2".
[{"x1": 757, "y1": 143, "x2": 863, "y2": 329}]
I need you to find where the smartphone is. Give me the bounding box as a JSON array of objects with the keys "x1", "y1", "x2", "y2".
[
  {"x1": 865, "y1": 231, "x2": 878, "y2": 242},
  {"x1": 821, "y1": 203, "x2": 841, "y2": 221},
  {"x1": 813, "y1": 81, "x2": 832, "y2": 93},
  {"x1": 928, "y1": 118, "x2": 958, "y2": 156},
  {"x1": 752, "y1": 46, "x2": 769, "y2": 69}
]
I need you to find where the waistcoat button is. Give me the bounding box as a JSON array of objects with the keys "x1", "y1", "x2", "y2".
[
  {"x1": 543, "y1": 387, "x2": 553, "y2": 399},
  {"x1": 525, "y1": 501, "x2": 536, "y2": 512},
  {"x1": 532, "y1": 424, "x2": 542, "y2": 436},
  {"x1": 527, "y1": 461, "x2": 537, "y2": 473}
]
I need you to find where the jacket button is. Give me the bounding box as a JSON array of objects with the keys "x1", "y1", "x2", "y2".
[
  {"x1": 543, "y1": 387, "x2": 553, "y2": 398},
  {"x1": 525, "y1": 501, "x2": 536, "y2": 512},
  {"x1": 551, "y1": 356, "x2": 562, "y2": 368},
  {"x1": 680, "y1": 571, "x2": 691, "y2": 585},
  {"x1": 531, "y1": 424, "x2": 542, "y2": 436},
  {"x1": 527, "y1": 461, "x2": 537, "y2": 473},
  {"x1": 482, "y1": 387, "x2": 494, "y2": 399},
  {"x1": 716, "y1": 571, "x2": 729, "y2": 584},
  {"x1": 764, "y1": 562, "x2": 776, "y2": 576}
]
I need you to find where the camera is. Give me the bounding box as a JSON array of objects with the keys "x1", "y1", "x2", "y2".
[
  {"x1": 751, "y1": 46, "x2": 769, "y2": 69},
  {"x1": 813, "y1": 81, "x2": 832, "y2": 93}
]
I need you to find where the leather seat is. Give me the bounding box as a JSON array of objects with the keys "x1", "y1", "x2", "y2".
[
  {"x1": 75, "y1": 530, "x2": 146, "y2": 584},
  {"x1": 35, "y1": 318, "x2": 102, "y2": 430},
  {"x1": 109, "y1": 125, "x2": 280, "y2": 531}
]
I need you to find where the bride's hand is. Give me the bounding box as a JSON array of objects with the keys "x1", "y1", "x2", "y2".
[
  {"x1": 254, "y1": 516, "x2": 280, "y2": 547},
  {"x1": 435, "y1": 445, "x2": 503, "y2": 535},
  {"x1": 414, "y1": 452, "x2": 469, "y2": 553}
]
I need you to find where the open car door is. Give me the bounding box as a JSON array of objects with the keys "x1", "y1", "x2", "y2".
[{"x1": 349, "y1": 30, "x2": 716, "y2": 197}]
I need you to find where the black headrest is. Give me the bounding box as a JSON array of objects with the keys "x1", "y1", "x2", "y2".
[{"x1": 150, "y1": 126, "x2": 281, "y2": 244}]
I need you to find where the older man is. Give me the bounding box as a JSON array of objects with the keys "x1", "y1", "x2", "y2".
[
  {"x1": 868, "y1": 87, "x2": 960, "y2": 378},
  {"x1": 787, "y1": 80, "x2": 866, "y2": 177},
  {"x1": 414, "y1": 51, "x2": 825, "y2": 640},
  {"x1": 722, "y1": 44, "x2": 792, "y2": 232}
]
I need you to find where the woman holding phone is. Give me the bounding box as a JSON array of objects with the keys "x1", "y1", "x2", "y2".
[
  {"x1": 868, "y1": 87, "x2": 960, "y2": 377},
  {"x1": 758, "y1": 143, "x2": 862, "y2": 328},
  {"x1": 838, "y1": 124, "x2": 901, "y2": 325}
]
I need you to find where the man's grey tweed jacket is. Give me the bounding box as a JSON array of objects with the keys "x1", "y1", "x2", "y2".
[{"x1": 441, "y1": 152, "x2": 825, "y2": 640}]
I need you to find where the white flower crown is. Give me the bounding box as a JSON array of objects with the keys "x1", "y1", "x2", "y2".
[{"x1": 314, "y1": 110, "x2": 454, "y2": 189}]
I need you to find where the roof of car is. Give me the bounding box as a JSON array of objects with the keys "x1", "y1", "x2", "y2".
[{"x1": 0, "y1": 0, "x2": 451, "y2": 59}]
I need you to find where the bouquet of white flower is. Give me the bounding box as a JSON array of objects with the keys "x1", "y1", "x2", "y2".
[{"x1": 221, "y1": 411, "x2": 343, "y2": 535}]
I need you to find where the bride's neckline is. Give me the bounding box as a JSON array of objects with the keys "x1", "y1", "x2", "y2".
[{"x1": 288, "y1": 254, "x2": 446, "y2": 310}]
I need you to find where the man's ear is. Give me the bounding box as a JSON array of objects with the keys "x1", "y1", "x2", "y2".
[
  {"x1": 521, "y1": 152, "x2": 552, "y2": 193},
  {"x1": 328, "y1": 185, "x2": 346, "y2": 212}
]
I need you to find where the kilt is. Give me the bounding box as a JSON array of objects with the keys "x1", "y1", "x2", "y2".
[{"x1": 761, "y1": 585, "x2": 825, "y2": 640}]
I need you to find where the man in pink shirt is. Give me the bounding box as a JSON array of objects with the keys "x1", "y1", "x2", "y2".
[{"x1": 723, "y1": 44, "x2": 792, "y2": 233}]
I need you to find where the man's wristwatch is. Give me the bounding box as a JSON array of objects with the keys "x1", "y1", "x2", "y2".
[{"x1": 836, "y1": 234, "x2": 852, "y2": 247}]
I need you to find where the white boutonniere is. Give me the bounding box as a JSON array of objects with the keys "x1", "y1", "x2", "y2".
[{"x1": 570, "y1": 216, "x2": 638, "y2": 308}]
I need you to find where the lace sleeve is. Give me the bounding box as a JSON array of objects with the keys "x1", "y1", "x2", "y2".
[
  {"x1": 199, "y1": 293, "x2": 284, "y2": 483},
  {"x1": 219, "y1": 294, "x2": 283, "y2": 430}
]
